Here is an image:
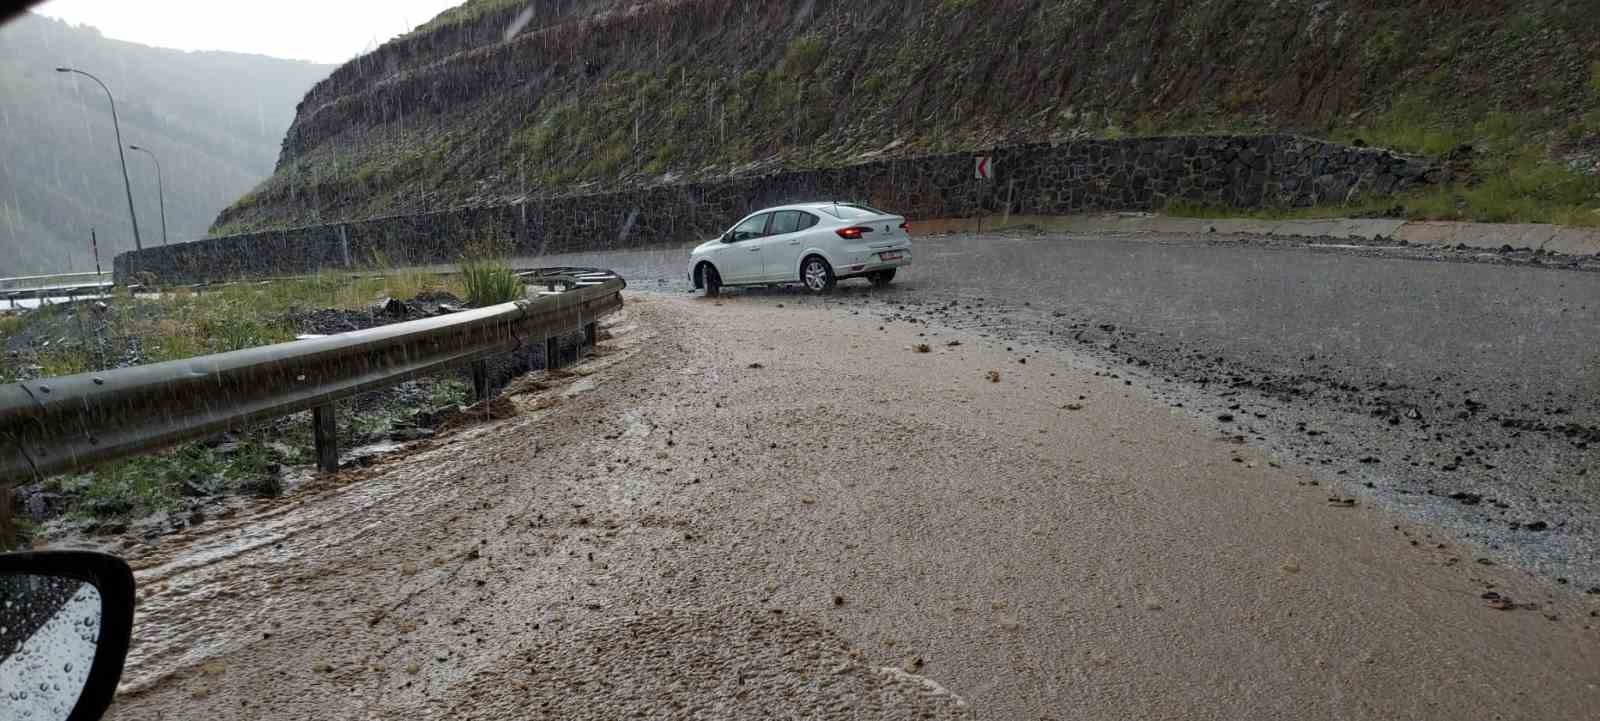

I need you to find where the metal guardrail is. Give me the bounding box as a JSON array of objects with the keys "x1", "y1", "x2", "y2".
[
  {"x1": 3, "y1": 283, "x2": 115, "y2": 307},
  {"x1": 0, "y1": 267, "x2": 624, "y2": 484},
  {"x1": 0, "y1": 267, "x2": 604, "y2": 310},
  {"x1": 0, "y1": 271, "x2": 112, "y2": 292}
]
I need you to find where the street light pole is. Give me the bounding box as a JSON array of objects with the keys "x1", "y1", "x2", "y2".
[
  {"x1": 56, "y1": 67, "x2": 142, "y2": 253},
  {"x1": 128, "y1": 145, "x2": 168, "y2": 246}
]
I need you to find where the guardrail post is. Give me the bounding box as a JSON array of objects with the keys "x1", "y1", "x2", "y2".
[
  {"x1": 1, "y1": 482, "x2": 14, "y2": 549},
  {"x1": 471, "y1": 359, "x2": 489, "y2": 401},
  {"x1": 312, "y1": 404, "x2": 338, "y2": 473},
  {"x1": 545, "y1": 336, "x2": 561, "y2": 370}
]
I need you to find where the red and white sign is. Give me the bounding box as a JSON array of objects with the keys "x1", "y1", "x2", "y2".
[{"x1": 974, "y1": 156, "x2": 993, "y2": 180}]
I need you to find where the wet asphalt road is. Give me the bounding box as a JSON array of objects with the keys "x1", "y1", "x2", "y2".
[{"x1": 521, "y1": 232, "x2": 1600, "y2": 586}]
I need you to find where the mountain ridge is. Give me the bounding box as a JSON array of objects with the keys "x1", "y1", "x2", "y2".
[
  {"x1": 213, "y1": 0, "x2": 1599, "y2": 234},
  {"x1": 0, "y1": 13, "x2": 333, "y2": 274}
]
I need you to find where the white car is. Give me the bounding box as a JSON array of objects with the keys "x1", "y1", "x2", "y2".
[{"x1": 688, "y1": 202, "x2": 912, "y2": 295}]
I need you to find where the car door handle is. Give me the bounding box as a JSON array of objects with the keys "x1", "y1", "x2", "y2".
[
  {"x1": 748, "y1": 247, "x2": 760, "y2": 252},
  {"x1": 788, "y1": 240, "x2": 799, "y2": 245}
]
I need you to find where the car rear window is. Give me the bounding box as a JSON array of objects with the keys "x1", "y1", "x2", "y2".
[
  {"x1": 797, "y1": 212, "x2": 819, "y2": 230},
  {"x1": 770, "y1": 210, "x2": 802, "y2": 235},
  {"x1": 817, "y1": 203, "x2": 886, "y2": 219}
]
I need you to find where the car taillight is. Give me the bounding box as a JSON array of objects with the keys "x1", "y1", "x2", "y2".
[
  {"x1": 899, "y1": 221, "x2": 910, "y2": 233},
  {"x1": 836, "y1": 226, "x2": 872, "y2": 239}
]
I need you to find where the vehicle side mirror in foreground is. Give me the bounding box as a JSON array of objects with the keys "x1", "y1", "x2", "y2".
[{"x1": 1, "y1": 551, "x2": 135, "y2": 721}]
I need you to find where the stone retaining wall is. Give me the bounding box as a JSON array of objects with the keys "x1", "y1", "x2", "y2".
[{"x1": 116, "y1": 135, "x2": 1434, "y2": 284}]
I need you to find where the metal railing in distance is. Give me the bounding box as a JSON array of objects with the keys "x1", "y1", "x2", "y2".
[
  {"x1": 0, "y1": 268, "x2": 625, "y2": 484},
  {"x1": 0, "y1": 271, "x2": 110, "y2": 292}
]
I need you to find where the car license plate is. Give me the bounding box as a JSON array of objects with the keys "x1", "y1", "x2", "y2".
[{"x1": 879, "y1": 251, "x2": 903, "y2": 261}]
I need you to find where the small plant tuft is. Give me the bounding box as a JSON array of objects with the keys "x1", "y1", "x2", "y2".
[{"x1": 459, "y1": 255, "x2": 524, "y2": 307}]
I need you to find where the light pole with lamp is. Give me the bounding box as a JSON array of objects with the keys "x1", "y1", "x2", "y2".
[
  {"x1": 56, "y1": 66, "x2": 143, "y2": 253},
  {"x1": 127, "y1": 144, "x2": 167, "y2": 246}
]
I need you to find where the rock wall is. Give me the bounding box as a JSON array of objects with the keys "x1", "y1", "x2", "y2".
[{"x1": 117, "y1": 135, "x2": 1434, "y2": 284}]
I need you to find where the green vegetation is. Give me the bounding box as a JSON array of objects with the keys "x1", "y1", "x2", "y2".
[
  {"x1": 0, "y1": 268, "x2": 501, "y2": 538},
  {"x1": 412, "y1": 0, "x2": 528, "y2": 35},
  {"x1": 459, "y1": 255, "x2": 524, "y2": 307},
  {"x1": 1293, "y1": 98, "x2": 1600, "y2": 226},
  {"x1": 214, "y1": 0, "x2": 1600, "y2": 237},
  {"x1": 350, "y1": 378, "x2": 469, "y2": 440},
  {"x1": 781, "y1": 36, "x2": 827, "y2": 78},
  {"x1": 58, "y1": 440, "x2": 291, "y2": 521},
  {"x1": 1166, "y1": 95, "x2": 1600, "y2": 226},
  {"x1": 1333, "y1": 95, "x2": 1473, "y2": 157}
]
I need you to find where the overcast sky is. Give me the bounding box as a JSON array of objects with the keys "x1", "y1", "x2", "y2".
[{"x1": 34, "y1": 0, "x2": 467, "y2": 65}]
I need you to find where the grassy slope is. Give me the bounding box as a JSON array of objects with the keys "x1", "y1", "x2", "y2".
[{"x1": 212, "y1": 0, "x2": 1600, "y2": 234}]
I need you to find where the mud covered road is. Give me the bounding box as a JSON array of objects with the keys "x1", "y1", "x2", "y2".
[
  {"x1": 531, "y1": 230, "x2": 1600, "y2": 587},
  {"x1": 107, "y1": 293, "x2": 1597, "y2": 720}
]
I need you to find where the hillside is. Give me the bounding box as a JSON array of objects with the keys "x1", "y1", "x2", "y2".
[
  {"x1": 0, "y1": 13, "x2": 332, "y2": 275},
  {"x1": 214, "y1": 0, "x2": 1600, "y2": 234}
]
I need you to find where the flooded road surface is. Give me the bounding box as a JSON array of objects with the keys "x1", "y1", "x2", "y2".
[
  {"x1": 526, "y1": 231, "x2": 1600, "y2": 587},
  {"x1": 106, "y1": 293, "x2": 1597, "y2": 720},
  {"x1": 107, "y1": 302, "x2": 969, "y2": 719}
]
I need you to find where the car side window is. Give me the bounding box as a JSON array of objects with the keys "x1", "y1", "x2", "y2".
[
  {"x1": 796, "y1": 212, "x2": 819, "y2": 230},
  {"x1": 770, "y1": 211, "x2": 801, "y2": 235},
  {"x1": 730, "y1": 213, "x2": 770, "y2": 242}
]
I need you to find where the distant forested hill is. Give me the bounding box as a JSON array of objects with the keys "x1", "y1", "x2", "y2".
[{"x1": 0, "y1": 13, "x2": 332, "y2": 275}]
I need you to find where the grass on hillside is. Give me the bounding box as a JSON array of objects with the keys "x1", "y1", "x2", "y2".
[
  {"x1": 1166, "y1": 97, "x2": 1600, "y2": 227},
  {"x1": 213, "y1": 0, "x2": 1600, "y2": 235}
]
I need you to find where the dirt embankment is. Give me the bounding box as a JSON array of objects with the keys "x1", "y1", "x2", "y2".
[{"x1": 99, "y1": 291, "x2": 1598, "y2": 720}]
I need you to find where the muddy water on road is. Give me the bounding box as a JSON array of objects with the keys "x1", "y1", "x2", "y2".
[
  {"x1": 104, "y1": 293, "x2": 1598, "y2": 720},
  {"x1": 107, "y1": 302, "x2": 970, "y2": 720},
  {"x1": 528, "y1": 232, "x2": 1600, "y2": 587}
]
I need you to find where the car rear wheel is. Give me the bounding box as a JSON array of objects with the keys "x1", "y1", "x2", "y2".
[
  {"x1": 801, "y1": 256, "x2": 835, "y2": 293},
  {"x1": 867, "y1": 269, "x2": 897, "y2": 287},
  {"x1": 701, "y1": 264, "x2": 722, "y2": 297}
]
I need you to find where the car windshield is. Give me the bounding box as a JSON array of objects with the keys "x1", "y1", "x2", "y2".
[{"x1": 3, "y1": 2, "x2": 1598, "y2": 720}]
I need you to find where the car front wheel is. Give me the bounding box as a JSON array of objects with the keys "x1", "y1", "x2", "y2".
[
  {"x1": 801, "y1": 256, "x2": 835, "y2": 293},
  {"x1": 701, "y1": 264, "x2": 722, "y2": 297}
]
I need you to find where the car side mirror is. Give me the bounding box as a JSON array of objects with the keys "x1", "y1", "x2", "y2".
[
  {"x1": 0, "y1": 551, "x2": 135, "y2": 721},
  {"x1": 721, "y1": 231, "x2": 735, "y2": 243}
]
